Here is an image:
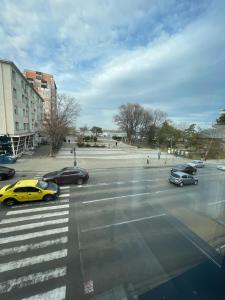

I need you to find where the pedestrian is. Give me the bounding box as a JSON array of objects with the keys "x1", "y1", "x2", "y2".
[
  {"x1": 116, "y1": 141, "x2": 118, "y2": 147},
  {"x1": 158, "y1": 150, "x2": 161, "y2": 160},
  {"x1": 68, "y1": 139, "x2": 70, "y2": 144},
  {"x1": 146, "y1": 155, "x2": 150, "y2": 165}
]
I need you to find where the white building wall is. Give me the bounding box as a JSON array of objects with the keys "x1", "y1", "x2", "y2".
[
  {"x1": 0, "y1": 60, "x2": 44, "y2": 156},
  {"x1": 0, "y1": 63, "x2": 14, "y2": 135}
]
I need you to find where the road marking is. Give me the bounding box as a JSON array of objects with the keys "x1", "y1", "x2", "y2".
[
  {"x1": 116, "y1": 182, "x2": 124, "y2": 185},
  {"x1": 0, "y1": 218, "x2": 68, "y2": 233},
  {"x1": 0, "y1": 267, "x2": 66, "y2": 293},
  {"x1": 208, "y1": 200, "x2": 225, "y2": 206},
  {"x1": 7, "y1": 204, "x2": 69, "y2": 215},
  {"x1": 82, "y1": 189, "x2": 172, "y2": 204},
  {"x1": 10, "y1": 199, "x2": 69, "y2": 210},
  {"x1": 0, "y1": 227, "x2": 68, "y2": 244},
  {"x1": 60, "y1": 186, "x2": 70, "y2": 190},
  {"x1": 0, "y1": 249, "x2": 68, "y2": 273},
  {"x1": 0, "y1": 211, "x2": 69, "y2": 224},
  {"x1": 81, "y1": 213, "x2": 166, "y2": 232},
  {"x1": 0, "y1": 236, "x2": 68, "y2": 256},
  {"x1": 59, "y1": 193, "x2": 70, "y2": 198},
  {"x1": 21, "y1": 286, "x2": 66, "y2": 300}
]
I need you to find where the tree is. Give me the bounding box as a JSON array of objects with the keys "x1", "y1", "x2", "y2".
[
  {"x1": 114, "y1": 103, "x2": 147, "y2": 143},
  {"x1": 216, "y1": 111, "x2": 225, "y2": 125},
  {"x1": 91, "y1": 126, "x2": 102, "y2": 137},
  {"x1": 145, "y1": 109, "x2": 167, "y2": 143},
  {"x1": 158, "y1": 121, "x2": 182, "y2": 147},
  {"x1": 43, "y1": 93, "x2": 81, "y2": 156}
]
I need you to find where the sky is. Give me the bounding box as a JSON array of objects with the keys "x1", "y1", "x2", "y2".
[{"x1": 0, "y1": 0, "x2": 224, "y2": 129}]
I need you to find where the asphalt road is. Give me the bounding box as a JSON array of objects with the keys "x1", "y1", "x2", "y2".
[{"x1": 0, "y1": 165, "x2": 225, "y2": 299}]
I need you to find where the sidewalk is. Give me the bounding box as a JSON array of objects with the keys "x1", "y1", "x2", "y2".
[{"x1": 4, "y1": 156, "x2": 188, "y2": 172}]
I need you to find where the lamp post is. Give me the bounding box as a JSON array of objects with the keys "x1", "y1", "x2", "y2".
[{"x1": 71, "y1": 147, "x2": 77, "y2": 166}]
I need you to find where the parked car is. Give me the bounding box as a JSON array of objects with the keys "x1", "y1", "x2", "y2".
[
  {"x1": 42, "y1": 167, "x2": 89, "y2": 185},
  {"x1": 188, "y1": 160, "x2": 205, "y2": 168},
  {"x1": 217, "y1": 165, "x2": 225, "y2": 171},
  {"x1": 169, "y1": 171, "x2": 198, "y2": 187},
  {"x1": 0, "y1": 154, "x2": 17, "y2": 164},
  {"x1": 0, "y1": 179, "x2": 59, "y2": 206},
  {"x1": 0, "y1": 166, "x2": 15, "y2": 181},
  {"x1": 171, "y1": 164, "x2": 197, "y2": 175}
]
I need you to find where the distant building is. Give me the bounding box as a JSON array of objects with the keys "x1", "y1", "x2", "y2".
[
  {"x1": 24, "y1": 69, "x2": 57, "y2": 121},
  {"x1": 0, "y1": 59, "x2": 44, "y2": 156},
  {"x1": 102, "y1": 129, "x2": 127, "y2": 138}
]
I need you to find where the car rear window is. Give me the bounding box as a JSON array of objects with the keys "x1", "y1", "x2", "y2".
[{"x1": 36, "y1": 181, "x2": 49, "y2": 189}]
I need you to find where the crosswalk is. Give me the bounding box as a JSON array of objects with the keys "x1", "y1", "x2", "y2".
[{"x1": 0, "y1": 171, "x2": 71, "y2": 300}]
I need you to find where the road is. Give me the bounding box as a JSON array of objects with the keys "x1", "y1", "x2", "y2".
[{"x1": 0, "y1": 165, "x2": 225, "y2": 299}]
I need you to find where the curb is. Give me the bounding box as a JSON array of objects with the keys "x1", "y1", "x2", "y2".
[{"x1": 15, "y1": 164, "x2": 173, "y2": 173}]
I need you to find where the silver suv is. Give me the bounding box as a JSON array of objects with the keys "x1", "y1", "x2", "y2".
[{"x1": 169, "y1": 171, "x2": 198, "y2": 187}]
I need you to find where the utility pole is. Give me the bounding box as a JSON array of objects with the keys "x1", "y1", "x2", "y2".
[{"x1": 71, "y1": 146, "x2": 77, "y2": 166}]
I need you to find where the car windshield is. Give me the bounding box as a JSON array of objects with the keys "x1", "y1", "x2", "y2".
[
  {"x1": 1, "y1": 1, "x2": 225, "y2": 300},
  {"x1": 5, "y1": 182, "x2": 17, "y2": 191},
  {"x1": 36, "y1": 180, "x2": 49, "y2": 189},
  {"x1": 172, "y1": 173, "x2": 180, "y2": 178}
]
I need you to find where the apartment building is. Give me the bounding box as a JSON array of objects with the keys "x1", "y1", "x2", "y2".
[
  {"x1": 0, "y1": 59, "x2": 44, "y2": 156},
  {"x1": 24, "y1": 69, "x2": 57, "y2": 120}
]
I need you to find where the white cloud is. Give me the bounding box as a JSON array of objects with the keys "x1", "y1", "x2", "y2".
[{"x1": 0, "y1": 0, "x2": 224, "y2": 129}]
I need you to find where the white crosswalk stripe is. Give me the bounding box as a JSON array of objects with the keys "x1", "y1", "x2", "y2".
[
  {"x1": 0, "y1": 236, "x2": 68, "y2": 256},
  {"x1": 59, "y1": 194, "x2": 70, "y2": 198},
  {"x1": 0, "y1": 226, "x2": 68, "y2": 244},
  {"x1": 0, "y1": 218, "x2": 69, "y2": 233},
  {"x1": 0, "y1": 249, "x2": 68, "y2": 272},
  {"x1": 10, "y1": 199, "x2": 69, "y2": 209},
  {"x1": 21, "y1": 286, "x2": 66, "y2": 300},
  {"x1": 7, "y1": 204, "x2": 69, "y2": 215},
  {"x1": 0, "y1": 211, "x2": 69, "y2": 224},
  {"x1": 60, "y1": 186, "x2": 70, "y2": 190},
  {"x1": 0, "y1": 180, "x2": 71, "y2": 298},
  {"x1": 0, "y1": 267, "x2": 67, "y2": 293}
]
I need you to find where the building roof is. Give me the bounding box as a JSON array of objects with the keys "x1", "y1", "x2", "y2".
[{"x1": 0, "y1": 59, "x2": 44, "y2": 102}]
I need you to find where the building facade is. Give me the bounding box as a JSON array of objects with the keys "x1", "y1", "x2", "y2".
[
  {"x1": 0, "y1": 60, "x2": 44, "y2": 156},
  {"x1": 23, "y1": 70, "x2": 57, "y2": 121}
]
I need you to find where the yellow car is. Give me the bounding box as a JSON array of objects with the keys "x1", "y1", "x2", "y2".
[{"x1": 0, "y1": 179, "x2": 59, "y2": 206}]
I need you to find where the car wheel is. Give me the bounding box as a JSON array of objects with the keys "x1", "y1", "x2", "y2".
[
  {"x1": 3, "y1": 198, "x2": 18, "y2": 206},
  {"x1": 43, "y1": 194, "x2": 55, "y2": 201},
  {"x1": 194, "y1": 180, "x2": 198, "y2": 185},
  {"x1": 179, "y1": 182, "x2": 184, "y2": 187},
  {"x1": 77, "y1": 178, "x2": 84, "y2": 185}
]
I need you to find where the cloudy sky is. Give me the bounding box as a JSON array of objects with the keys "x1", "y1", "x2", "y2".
[{"x1": 0, "y1": 0, "x2": 224, "y2": 129}]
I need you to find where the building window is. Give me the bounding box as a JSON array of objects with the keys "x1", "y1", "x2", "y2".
[
  {"x1": 23, "y1": 109, "x2": 26, "y2": 116},
  {"x1": 21, "y1": 80, "x2": 24, "y2": 89},
  {"x1": 12, "y1": 70, "x2": 16, "y2": 81},
  {"x1": 15, "y1": 122, "x2": 19, "y2": 131},
  {"x1": 13, "y1": 88, "x2": 17, "y2": 100},
  {"x1": 22, "y1": 95, "x2": 25, "y2": 104},
  {"x1": 14, "y1": 105, "x2": 18, "y2": 115}
]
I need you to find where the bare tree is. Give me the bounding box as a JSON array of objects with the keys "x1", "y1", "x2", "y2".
[
  {"x1": 114, "y1": 103, "x2": 167, "y2": 144},
  {"x1": 43, "y1": 93, "x2": 81, "y2": 156},
  {"x1": 114, "y1": 103, "x2": 147, "y2": 143}
]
